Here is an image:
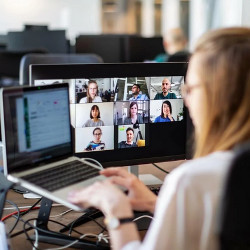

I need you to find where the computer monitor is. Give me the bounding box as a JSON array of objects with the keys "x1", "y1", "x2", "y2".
[
  {"x1": 75, "y1": 35, "x2": 125, "y2": 63},
  {"x1": 7, "y1": 30, "x2": 68, "y2": 53},
  {"x1": 30, "y1": 63, "x2": 188, "y2": 168}
]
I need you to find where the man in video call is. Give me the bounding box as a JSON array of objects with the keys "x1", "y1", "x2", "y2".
[
  {"x1": 118, "y1": 127, "x2": 138, "y2": 148},
  {"x1": 154, "y1": 78, "x2": 177, "y2": 99},
  {"x1": 129, "y1": 84, "x2": 149, "y2": 101}
]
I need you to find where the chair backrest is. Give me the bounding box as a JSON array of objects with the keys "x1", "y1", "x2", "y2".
[
  {"x1": 217, "y1": 141, "x2": 250, "y2": 250},
  {"x1": 0, "y1": 50, "x2": 47, "y2": 87},
  {"x1": 19, "y1": 53, "x2": 103, "y2": 85}
]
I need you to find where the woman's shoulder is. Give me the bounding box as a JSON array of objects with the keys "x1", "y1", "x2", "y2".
[
  {"x1": 79, "y1": 97, "x2": 87, "y2": 103},
  {"x1": 160, "y1": 151, "x2": 235, "y2": 199},
  {"x1": 94, "y1": 96, "x2": 102, "y2": 102},
  {"x1": 170, "y1": 151, "x2": 235, "y2": 181}
]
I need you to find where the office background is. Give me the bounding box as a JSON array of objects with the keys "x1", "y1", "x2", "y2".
[{"x1": 1, "y1": 0, "x2": 250, "y2": 50}]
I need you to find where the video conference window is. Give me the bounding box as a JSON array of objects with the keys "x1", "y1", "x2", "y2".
[{"x1": 34, "y1": 75, "x2": 184, "y2": 154}]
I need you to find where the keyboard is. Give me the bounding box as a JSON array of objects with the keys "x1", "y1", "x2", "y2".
[{"x1": 23, "y1": 160, "x2": 99, "y2": 192}]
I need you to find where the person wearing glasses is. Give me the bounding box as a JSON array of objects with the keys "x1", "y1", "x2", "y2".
[
  {"x1": 129, "y1": 84, "x2": 149, "y2": 101},
  {"x1": 154, "y1": 78, "x2": 177, "y2": 99},
  {"x1": 79, "y1": 80, "x2": 102, "y2": 103},
  {"x1": 83, "y1": 105, "x2": 104, "y2": 127},
  {"x1": 84, "y1": 127, "x2": 105, "y2": 151},
  {"x1": 118, "y1": 127, "x2": 138, "y2": 149},
  {"x1": 69, "y1": 28, "x2": 250, "y2": 249},
  {"x1": 154, "y1": 100, "x2": 174, "y2": 123},
  {"x1": 124, "y1": 102, "x2": 143, "y2": 125}
]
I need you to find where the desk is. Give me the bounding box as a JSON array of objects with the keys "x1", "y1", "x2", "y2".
[{"x1": 3, "y1": 160, "x2": 184, "y2": 249}]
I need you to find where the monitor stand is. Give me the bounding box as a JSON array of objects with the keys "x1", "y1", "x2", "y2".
[{"x1": 128, "y1": 165, "x2": 163, "y2": 187}]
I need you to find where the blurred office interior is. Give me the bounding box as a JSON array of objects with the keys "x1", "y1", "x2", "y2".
[{"x1": 0, "y1": 0, "x2": 250, "y2": 86}]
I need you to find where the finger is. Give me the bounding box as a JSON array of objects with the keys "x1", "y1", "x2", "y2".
[
  {"x1": 109, "y1": 176, "x2": 131, "y2": 189},
  {"x1": 100, "y1": 168, "x2": 130, "y2": 178}
]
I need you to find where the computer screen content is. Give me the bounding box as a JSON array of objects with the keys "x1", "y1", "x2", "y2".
[
  {"x1": 1, "y1": 84, "x2": 72, "y2": 173},
  {"x1": 30, "y1": 63, "x2": 187, "y2": 167}
]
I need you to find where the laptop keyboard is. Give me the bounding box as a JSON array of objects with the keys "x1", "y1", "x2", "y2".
[{"x1": 22, "y1": 160, "x2": 100, "y2": 192}]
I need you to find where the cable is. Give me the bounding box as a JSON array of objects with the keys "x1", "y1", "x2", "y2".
[
  {"x1": 152, "y1": 163, "x2": 170, "y2": 174},
  {"x1": 33, "y1": 220, "x2": 38, "y2": 250},
  {"x1": 1, "y1": 207, "x2": 40, "y2": 221},
  {"x1": 4, "y1": 200, "x2": 20, "y2": 234},
  {"x1": 3, "y1": 203, "x2": 65, "y2": 211},
  {"x1": 82, "y1": 158, "x2": 104, "y2": 169},
  {"x1": 20, "y1": 198, "x2": 42, "y2": 217},
  {"x1": 10, "y1": 218, "x2": 82, "y2": 239},
  {"x1": 133, "y1": 215, "x2": 154, "y2": 222},
  {"x1": 49, "y1": 209, "x2": 73, "y2": 218},
  {"x1": 68, "y1": 213, "x2": 106, "y2": 236},
  {"x1": 23, "y1": 218, "x2": 107, "y2": 250}
]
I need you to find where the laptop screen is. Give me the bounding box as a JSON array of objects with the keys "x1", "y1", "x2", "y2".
[{"x1": 1, "y1": 84, "x2": 72, "y2": 174}]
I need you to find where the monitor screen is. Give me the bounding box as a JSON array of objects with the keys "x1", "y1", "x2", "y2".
[
  {"x1": 1, "y1": 84, "x2": 73, "y2": 173},
  {"x1": 30, "y1": 63, "x2": 188, "y2": 167}
]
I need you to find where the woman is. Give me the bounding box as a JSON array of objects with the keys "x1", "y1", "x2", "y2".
[
  {"x1": 124, "y1": 102, "x2": 143, "y2": 125},
  {"x1": 79, "y1": 80, "x2": 102, "y2": 103},
  {"x1": 85, "y1": 127, "x2": 105, "y2": 151},
  {"x1": 69, "y1": 28, "x2": 250, "y2": 249},
  {"x1": 154, "y1": 100, "x2": 174, "y2": 122},
  {"x1": 83, "y1": 105, "x2": 104, "y2": 127}
]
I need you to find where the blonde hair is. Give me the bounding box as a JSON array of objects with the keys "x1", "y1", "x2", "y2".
[{"x1": 192, "y1": 27, "x2": 250, "y2": 158}]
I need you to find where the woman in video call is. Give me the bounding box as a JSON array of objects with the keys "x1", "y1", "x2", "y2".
[
  {"x1": 84, "y1": 127, "x2": 105, "y2": 151},
  {"x1": 68, "y1": 28, "x2": 250, "y2": 249},
  {"x1": 83, "y1": 105, "x2": 104, "y2": 127},
  {"x1": 154, "y1": 100, "x2": 174, "y2": 123},
  {"x1": 118, "y1": 127, "x2": 138, "y2": 149},
  {"x1": 79, "y1": 80, "x2": 102, "y2": 103},
  {"x1": 124, "y1": 102, "x2": 143, "y2": 125}
]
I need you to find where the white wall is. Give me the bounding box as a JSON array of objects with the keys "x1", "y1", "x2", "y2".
[{"x1": 0, "y1": 0, "x2": 102, "y2": 43}]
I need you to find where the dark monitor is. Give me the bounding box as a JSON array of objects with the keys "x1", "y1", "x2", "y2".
[
  {"x1": 24, "y1": 24, "x2": 48, "y2": 31},
  {"x1": 30, "y1": 63, "x2": 188, "y2": 167},
  {"x1": 7, "y1": 30, "x2": 68, "y2": 53},
  {"x1": 125, "y1": 36, "x2": 165, "y2": 62},
  {"x1": 75, "y1": 35, "x2": 125, "y2": 63}
]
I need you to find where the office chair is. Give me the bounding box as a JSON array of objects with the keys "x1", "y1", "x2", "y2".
[
  {"x1": 217, "y1": 141, "x2": 250, "y2": 250},
  {"x1": 0, "y1": 50, "x2": 47, "y2": 87},
  {"x1": 19, "y1": 53, "x2": 104, "y2": 85}
]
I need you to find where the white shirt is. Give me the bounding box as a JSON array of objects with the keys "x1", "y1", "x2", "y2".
[
  {"x1": 123, "y1": 151, "x2": 234, "y2": 250},
  {"x1": 79, "y1": 96, "x2": 102, "y2": 103}
]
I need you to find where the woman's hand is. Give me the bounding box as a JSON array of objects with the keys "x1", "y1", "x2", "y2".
[
  {"x1": 101, "y1": 167, "x2": 157, "y2": 213},
  {"x1": 68, "y1": 179, "x2": 133, "y2": 218},
  {"x1": 167, "y1": 112, "x2": 174, "y2": 121}
]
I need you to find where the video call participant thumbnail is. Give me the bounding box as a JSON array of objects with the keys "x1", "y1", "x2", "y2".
[
  {"x1": 79, "y1": 80, "x2": 102, "y2": 103},
  {"x1": 154, "y1": 78, "x2": 177, "y2": 99},
  {"x1": 118, "y1": 127, "x2": 137, "y2": 148},
  {"x1": 124, "y1": 101, "x2": 144, "y2": 125},
  {"x1": 154, "y1": 100, "x2": 175, "y2": 122},
  {"x1": 85, "y1": 127, "x2": 105, "y2": 151},
  {"x1": 129, "y1": 84, "x2": 149, "y2": 101},
  {"x1": 83, "y1": 104, "x2": 104, "y2": 127}
]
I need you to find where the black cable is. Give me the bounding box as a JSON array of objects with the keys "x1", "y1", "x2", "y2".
[
  {"x1": 10, "y1": 225, "x2": 33, "y2": 238},
  {"x1": 20, "y1": 197, "x2": 42, "y2": 217},
  {"x1": 68, "y1": 213, "x2": 107, "y2": 236},
  {"x1": 5, "y1": 199, "x2": 20, "y2": 234},
  {"x1": 10, "y1": 217, "x2": 83, "y2": 238},
  {"x1": 152, "y1": 163, "x2": 170, "y2": 174}
]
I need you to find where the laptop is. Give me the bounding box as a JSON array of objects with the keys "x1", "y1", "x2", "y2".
[{"x1": 0, "y1": 83, "x2": 105, "y2": 211}]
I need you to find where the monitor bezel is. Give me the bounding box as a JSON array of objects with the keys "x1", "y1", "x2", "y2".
[{"x1": 30, "y1": 62, "x2": 188, "y2": 167}]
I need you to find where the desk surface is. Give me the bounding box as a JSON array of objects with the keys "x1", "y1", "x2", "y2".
[{"x1": 3, "y1": 160, "x2": 184, "y2": 249}]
